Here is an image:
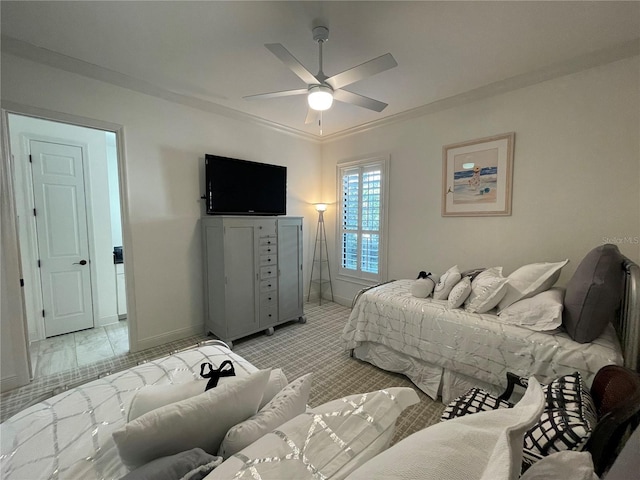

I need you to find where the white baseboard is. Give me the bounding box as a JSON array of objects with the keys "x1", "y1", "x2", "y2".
[
  {"x1": 98, "y1": 314, "x2": 119, "y2": 327},
  {"x1": 133, "y1": 323, "x2": 205, "y2": 352},
  {"x1": 332, "y1": 295, "x2": 352, "y2": 307},
  {"x1": 0, "y1": 374, "x2": 21, "y2": 393}
]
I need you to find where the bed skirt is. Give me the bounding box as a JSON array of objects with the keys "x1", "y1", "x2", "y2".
[{"x1": 354, "y1": 342, "x2": 520, "y2": 404}]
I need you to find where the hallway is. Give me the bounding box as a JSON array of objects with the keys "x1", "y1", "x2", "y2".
[{"x1": 29, "y1": 320, "x2": 129, "y2": 378}]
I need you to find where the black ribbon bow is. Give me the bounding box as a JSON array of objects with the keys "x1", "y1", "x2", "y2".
[{"x1": 200, "y1": 360, "x2": 236, "y2": 391}]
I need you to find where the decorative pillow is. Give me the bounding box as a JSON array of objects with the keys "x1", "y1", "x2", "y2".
[
  {"x1": 112, "y1": 369, "x2": 271, "y2": 470},
  {"x1": 460, "y1": 267, "x2": 487, "y2": 281},
  {"x1": 497, "y1": 288, "x2": 565, "y2": 332},
  {"x1": 206, "y1": 387, "x2": 420, "y2": 480},
  {"x1": 523, "y1": 372, "x2": 597, "y2": 468},
  {"x1": 218, "y1": 373, "x2": 313, "y2": 458},
  {"x1": 433, "y1": 265, "x2": 462, "y2": 300},
  {"x1": 448, "y1": 277, "x2": 472, "y2": 308},
  {"x1": 344, "y1": 380, "x2": 545, "y2": 480},
  {"x1": 128, "y1": 380, "x2": 207, "y2": 422},
  {"x1": 563, "y1": 244, "x2": 625, "y2": 343},
  {"x1": 497, "y1": 260, "x2": 569, "y2": 312},
  {"x1": 120, "y1": 448, "x2": 222, "y2": 480},
  {"x1": 259, "y1": 368, "x2": 289, "y2": 409},
  {"x1": 440, "y1": 372, "x2": 597, "y2": 471},
  {"x1": 518, "y1": 451, "x2": 598, "y2": 480},
  {"x1": 127, "y1": 368, "x2": 288, "y2": 421},
  {"x1": 411, "y1": 277, "x2": 435, "y2": 298},
  {"x1": 464, "y1": 267, "x2": 509, "y2": 313},
  {"x1": 441, "y1": 387, "x2": 512, "y2": 421}
]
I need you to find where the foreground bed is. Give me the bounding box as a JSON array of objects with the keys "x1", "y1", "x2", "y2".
[
  {"x1": 1, "y1": 340, "x2": 424, "y2": 480},
  {"x1": 342, "y1": 249, "x2": 639, "y2": 404},
  {"x1": 0, "y1": 342, "x2": 257, "y2": 479}
]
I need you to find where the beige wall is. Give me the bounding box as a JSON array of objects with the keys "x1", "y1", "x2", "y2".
[
  {"x1": 1, "y1": 54, "x2": 322, "y2": 361},
  {"x1": 321, "y1": 57, "x2": 640, "y2": 305}
]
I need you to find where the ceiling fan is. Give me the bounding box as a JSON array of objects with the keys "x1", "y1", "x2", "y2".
[{"x1": 244, "y1": 26, "x2": 398, "y2": 125}]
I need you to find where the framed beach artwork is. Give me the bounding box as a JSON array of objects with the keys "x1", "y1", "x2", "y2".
[{"x1": 442, "y1": 132, "x2": 515, "y2": 216}]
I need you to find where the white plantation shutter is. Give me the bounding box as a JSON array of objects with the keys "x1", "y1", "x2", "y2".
[{"x1": 337, "y1": 156, "x2": 388, "y2": 283}]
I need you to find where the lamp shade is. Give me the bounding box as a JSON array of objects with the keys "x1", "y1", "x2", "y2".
[
  {"x1": 314, "y1": 203, "x2": 328, "y2": 212},
  {"x1": 308, "y1": 86, "x2": 333, "y2": 111}
]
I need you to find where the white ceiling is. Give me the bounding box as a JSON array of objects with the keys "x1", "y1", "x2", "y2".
[{"x1": 2, "y1": 1, "x2": 639, "y2": 139}]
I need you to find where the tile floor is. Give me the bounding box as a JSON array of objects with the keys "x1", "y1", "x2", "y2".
[{"x1": 29, "y1": 320, "x2": 129, "y2": 378}]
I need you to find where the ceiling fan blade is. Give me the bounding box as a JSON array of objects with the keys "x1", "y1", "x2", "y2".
[
  {"x1": 265, "y1": 43, "x2": 320, "y2": 86},
  {"x1": 326, "y1": 53, "x2": 397, "y2": 90},
  {"x1": 243, "y1": 88, "x2": 308, "y2": 101},
  {"x1": 305, "y1": 108, "x2": 319, "y2": 125},
  {"x1": 333, "y1": 89, "x2": 388, "y2": 112}
]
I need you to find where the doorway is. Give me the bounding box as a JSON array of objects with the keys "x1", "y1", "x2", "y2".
[{"x1": 7, "y1": 113, "x2": 130, "y2": 378}]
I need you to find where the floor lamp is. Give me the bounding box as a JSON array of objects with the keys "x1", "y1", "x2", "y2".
[{"x1": 308, "y1": 203, "x2": 334, "y2": 305}]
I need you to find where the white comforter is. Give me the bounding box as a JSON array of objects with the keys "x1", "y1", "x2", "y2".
[
  {"x1": 0, "y1": 344, "x2": 256, "y2": 480},
  {"x1": 342, "y1": 280, "x2": 623, "y2": 394}
]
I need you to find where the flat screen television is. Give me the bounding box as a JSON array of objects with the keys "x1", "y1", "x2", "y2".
[{"x1": 205, "y1": 154, "x2": 287, "y2": 215}]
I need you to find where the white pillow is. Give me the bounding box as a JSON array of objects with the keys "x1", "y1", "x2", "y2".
[
  {"x1": 497, "y1": 288, "x2": 564, "y2": 331},
  {"x1": 207, "y1": 387, "x2": 420, "y2": 480},
  {"x1": 344, "y1": 379, "x2": 545, "y2": 480},
  {"x1": 218, "y1": 373, "x2": 313, "y2": 458},
  {"x1": 433, "y1": 265, "x2": 462, "y2": 300},
  {"x1": 519, "y1": 451, "x2": 598, "y2": 480},
  {"x1": 411, "y1": 277, "x2": 435, "y2": 298},
  {"x1": 497, "y1": 260, "x2": 568, "y2": 312},
  {"x1": 127, "y1": 368, "x2": 288, "y2": 421},
  {"x1": 448, "y1": 277, "x2": 472, "y2": 308},
  {"x1": 112, "y1": 369, "x2": 270, "y2": 470},
  {"x1": 465, "y1": 267, "x2": 509, "y2": 313}
]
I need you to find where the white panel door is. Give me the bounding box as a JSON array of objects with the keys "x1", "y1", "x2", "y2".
[{"x1": 30, "y1": 140, "x2": 94, "y2": 337}]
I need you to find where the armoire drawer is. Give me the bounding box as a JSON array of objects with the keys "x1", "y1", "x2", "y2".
[
  {"x1": 260, "y1": 254, "x2": 277, "y2": 267},
  {"x1": 259, "y1": 278, "x2": 277, "y2": 293},
  {"x1": 260, "y1": 306, "x2": 278, "y2": 325},
  {"x1": 260, "y1": 265, "x2": 277, "y2": 280}
]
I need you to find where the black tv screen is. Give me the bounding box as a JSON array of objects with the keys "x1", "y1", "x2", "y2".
[{"x1": 205, "y1": 154, "x2": 287, "y2": 215}]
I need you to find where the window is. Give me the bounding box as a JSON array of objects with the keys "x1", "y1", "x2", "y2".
[{"x1": 337, "y1": 155, "x2": 388, "y2": 283}]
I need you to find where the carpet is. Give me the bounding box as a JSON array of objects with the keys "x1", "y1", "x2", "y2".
[{"x1": 233, "y1": 301, "x2": 446, "y2": 444}]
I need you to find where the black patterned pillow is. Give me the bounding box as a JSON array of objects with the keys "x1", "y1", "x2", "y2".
[
  {"x1": 522, "y1": 372, "x2": 597, "y2": 468},
  {"x1": 441, "y1": 387, "x2": 511, "y2": 420},
  {"x1": 441, "y1": 372, "x2": 597, "y2": 470}
]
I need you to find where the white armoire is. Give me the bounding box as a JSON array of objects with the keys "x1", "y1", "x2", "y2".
[{"x1": 202, "y1": 216, "x2": 304, "y2": 347}]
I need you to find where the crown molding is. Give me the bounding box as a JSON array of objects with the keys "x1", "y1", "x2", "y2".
[
  {"x1": 1, "y1": 35, "x2": 321, "y2": 144},
  {"x1": 3, "y1": 35, "x2": 637, "y2": 145},
  {"x1": 321, "y1": 38, "x2": 640, "y2": 143}
]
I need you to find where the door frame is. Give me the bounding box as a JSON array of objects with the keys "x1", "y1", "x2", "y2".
[{"x1": 1, "y1": 101, "x2": 138, "y2": 381}]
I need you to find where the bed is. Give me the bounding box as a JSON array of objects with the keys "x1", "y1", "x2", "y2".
[
  {"x1": 342, "y1": 247, "x2": 640, "y2": 404},
  {"x1": 0, "y1": 342, "x2": 258, "y2": 480},
  {"x1": 0, "y1": 340, "x2": 423, "y2": 480}
]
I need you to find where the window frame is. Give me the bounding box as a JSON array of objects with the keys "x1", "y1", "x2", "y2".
[{"x1": 335, "y1": 154, "x2": 389, "y2": 286}]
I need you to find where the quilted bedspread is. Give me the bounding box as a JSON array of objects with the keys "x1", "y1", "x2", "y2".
[
  {"x1": 341, "y1": 280, "x2": 623, "y2": 392},
  {"x1": 0, "y1": 344, "x2": 256, "y2": 480}
]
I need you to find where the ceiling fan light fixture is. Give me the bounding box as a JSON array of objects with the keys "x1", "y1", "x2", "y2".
[{"x1": 308, "y1": 85, "x2": 333, "y2": 111}]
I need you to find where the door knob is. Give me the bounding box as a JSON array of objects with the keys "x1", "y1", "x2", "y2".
[{"x1": 73, "y1": 260, "x2": 87, "y2": 265}]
